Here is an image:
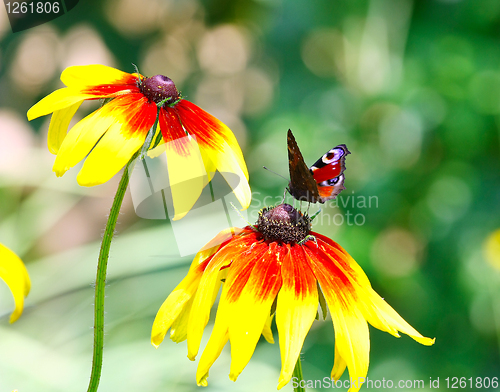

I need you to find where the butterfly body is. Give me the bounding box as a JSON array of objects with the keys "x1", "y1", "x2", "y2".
[{"x1": 287, "y1": 129, "x2": 350, "y2": 203}]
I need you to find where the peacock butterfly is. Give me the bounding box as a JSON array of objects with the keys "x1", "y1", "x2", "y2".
[{"x1": 287, "y1": 129, "x2": 350, "y2": 203}]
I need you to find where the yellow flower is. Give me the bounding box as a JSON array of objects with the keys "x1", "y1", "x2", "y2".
[
  {"x1": 27, "y1": 64, "x2": 251, "y2": 220},
  {"x1": 0, "y1": 243, "x2": 31, "y2": 323},
  {"x1": 151, "y1": 204, "x2": 435, "y2": 391}
]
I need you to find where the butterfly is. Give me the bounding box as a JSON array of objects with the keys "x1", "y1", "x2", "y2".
[{"x1": 287, "y1": 129, "x2": 350, "y2": 203}]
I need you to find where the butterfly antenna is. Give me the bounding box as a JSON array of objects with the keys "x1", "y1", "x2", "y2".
[
  {"x1": 263, "y1": 166, "x2": 288, "y2": 181},
  {"x1": 229, "y1": 202, "x2": 257, "y2": 230}
]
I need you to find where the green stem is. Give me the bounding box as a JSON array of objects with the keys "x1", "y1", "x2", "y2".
[
  {"x1": 86, "y1": 153, "x2": 138, "y2": 392},
  {"x1": 292, "y1": 356, "x2": 306, "y2": 392},
  {"x1": 86, "y1": 107, "x2": 161, "y2": 392}
]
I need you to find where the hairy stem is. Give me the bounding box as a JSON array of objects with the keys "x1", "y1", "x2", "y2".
[{"x1": 86, "y1": 153, "x2": 138, "y2": 392}]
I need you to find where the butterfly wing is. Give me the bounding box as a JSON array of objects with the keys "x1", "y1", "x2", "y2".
[
  {"x1": 310, "y1": 144, "x2": 350, "y2": 203},
  {"x1": 287, "y1": 129, "x2": 320, "y2": 203}
]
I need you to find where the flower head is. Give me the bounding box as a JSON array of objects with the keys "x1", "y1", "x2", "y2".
[
  {"x1": 27, "y1": 64, "x2": 250, "y2": 220},
  {"x1": 0, "y1": 243, "x2": 31, "y2": 323},
  {"x1": 151, "y1": 204, "x2": 435, "y2": 391}
]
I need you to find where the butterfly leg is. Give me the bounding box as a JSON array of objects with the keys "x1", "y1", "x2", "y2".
[{"x1": 281, "y1": 188, "x2": 288, "y2": 204}]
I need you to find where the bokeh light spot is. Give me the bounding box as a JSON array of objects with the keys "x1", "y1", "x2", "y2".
[
  {"x1": 197, "y1": 25, "x2": 250, "y2": 75},
  {"x1": 10, "y1": 26, "x2": 60, "y2": 94},
  {"x1": 483, "y1": 229, "x2": 500, "y2": 270},
  {"x1": 426, "y1": 176, "x2": 471, "y2": 223},
  {"x1": 371, "y1": 227, "x2": 423, "y2": 277}
]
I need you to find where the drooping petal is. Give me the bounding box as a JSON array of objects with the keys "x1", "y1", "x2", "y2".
[
  {"x1": 55, "y1": 94, "x2": 156, "y2": 185},
  {"x1": 196, "y1": 240, "x2": 283, "y2": 385},
  {"x1": 28, "y1": 65, "x2": 141, "y2": 121},
  {"x1": 156, "y1": 107, "x2": 222, "y2": 220},
  {"x1": 47, "y1": 101, "x2": 82, "y2": 154},
  {"x1": 0, "y1": 243, "x2": 31, "y2": 323},
  {"x1": 364, "y1": 289, "x2": 435, "y2": 346},
  {"x1": 316, "y1": 235, "x2": 434, "y2": 345},
  {"x1": 169, "y1": 295, "x2": 194, "y2": 343},
  {"x1": 329, "y1": 306, "x2": 369, "y2": 392},
  {"x1": 151, "y1": 228, "x2": 239, "y2": 347},
  {"x1": 331, "y1": 344, "x2": 347, "y2": 381},
  {"x1": 27, "y1": 88, "x2": 90, "y2": 120},
  {"x1": 60, "y1": 64, "x2": 139, "y2": 90},
  {"x1": 187, "y1": 232, "x2": 262, "y2": 360},
  {"x1": 174, "y1": 100, "x2": 251, "y2": 210},
  {"x1": 204, "y1": 141, "x2": 252, "y2": 211},
  {"x1": 151, "y1": 255, "x2": 212, "y2": 348},
  {"x1": 261, "y1": 313, "x2": 275, "y2": 344},
  {"x1": 196, "y1": 330, "x2": 229, "y2": 387},
  {"x1": 174, "y1": 100, "x2": 246, "y2": 169},
  {"x1": 77, "y1": 122, "x2": 145, "y2": 186},
  {"x1": 52, "y1": 108, "x2": 114, "y2": 177},
  {"x1": 164, "y1": 136, "x2": 212, "y2": 221},
  {"x1": 305, "y1": 236, "x2": 434, "y2": 391},
  {"x1": 276, "y1": 245, "x2": 318, "y2": 389},
  {"x1": 303, "y1": 242, "x2": 369, "y2": 392},
  {"x1": 226, "y1": 241, "x2": 283, "y2": 381}
]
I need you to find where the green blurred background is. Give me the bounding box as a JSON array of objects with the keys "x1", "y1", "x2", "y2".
[{"x1": 1, "y1": 0, "x2": 500, "y2": 391}]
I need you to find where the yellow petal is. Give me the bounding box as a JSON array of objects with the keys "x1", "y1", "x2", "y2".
[
  {"x1": 208, "y1": 140, "x2": 252, "y2": 211},
  {"x1": 261, "y1": 313, "x2": 275, "y2": 344},
  {"x1": 52, "y1": 104, "x2": 120, "y2": 177},
  {"x1": 227, "y1": 242, "x2": 283, "y2": 381},
  {"x1": 330, "y1": 307, "x2": 370, "y2": 392},
  {"x1": 60, "y1": 64, "x2": 136, "y2": 87},
  {"x1": 196, "y1": 242, "x2": 280, "y2": 386},
  {"x1": 0, "y1": 243, "x2": 31, "y2": 323},
  {"x1": 196, "y1": 280, "x2": 232, "y2": 385},
  {"x1": 365, "y1": 288, "x2": 435, "y2": 346},
  {"x1": 319, "y1": 238, "x2": 435, "y2": 346},
  {"x1": 169, "y1": 295, "x2": 194, "y2": 343},
  {"x1": 215, "y1": 122, "x2": 249, "y2": 180},
  {"x1": 276, "y1": 247, "x2": 318, "y2": 389},
  {"x1": 163, "y1": 137, "x2": 213, "y2": 221},
  {"x1": 27, "y1": 88, "x2": 88, "y2": 120},
  {"x1": 331, "y1": 344, "x2": 347, "y2": 381},
  {"x1": 76, "y1": 122, "x2": 145, "y2": 186},
  {"x1": 47, "y1": 101, "x2": 82, "y2": 154},
  {"x1": 151, "y1": 230, "x2": 233, "y2": 347},
  {"x1": 152, "y1": 288, "x2": 197, "y2": 348},
  {"x1": 304, "y1": 244, "x2": 369, "y2": 392},
  {"x1": 186, "y1": 239, "x2": 246, "y2": 360},
  {"x1": 196, "y1": 329, "x2": 229, "y2": 387}
]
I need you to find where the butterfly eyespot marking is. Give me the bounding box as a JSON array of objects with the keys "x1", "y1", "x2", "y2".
[
  {"x1": 322, "y1": 149, "x2": 345, "y2": 164},
  {"x1": 319, "y1": 176, "x2": 341, "y2": 186}
]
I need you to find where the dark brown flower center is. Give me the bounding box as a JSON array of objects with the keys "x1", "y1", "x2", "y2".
[
  {"x1": 139, "y1": 75, "x2": 180, "y2": 106},
  {"x1": 257, "y1": 203, "x2": 311, "y2": 244}
]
